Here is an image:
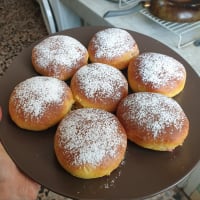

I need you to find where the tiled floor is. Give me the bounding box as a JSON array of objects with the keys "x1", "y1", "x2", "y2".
[
  {"x1": 36, "y1": 186, "x2": 189, "y2": 200},
  {"x1": 0, "y1": 1, "x2": 192, "y2": 199},
  {"x1": 0, "y1": 0, "x2": 47, "y2": 76},
  {"x1": 36, "y1": 186, "x2": 188, "y2": 200}
]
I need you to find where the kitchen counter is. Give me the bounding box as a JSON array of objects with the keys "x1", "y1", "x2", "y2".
[{"x1": 61, "y1": 0, "x2": 200, "y2": 77}]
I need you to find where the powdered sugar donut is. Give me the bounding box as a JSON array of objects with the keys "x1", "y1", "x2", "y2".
[
  {"x1": 116, "y1": 92, "x2": 189, "y2": 151},
  {"x1": 88, "y1": 28, "x2": 139, "y2": 70},
  {"x1": 54, "y1": 108, "x2": 127, "y2": 179},
  {"x1": 128, "y1": 52, "x2": 186, "y2": 97},
  {"x1": 32, "y1": 35, "x2": 88, "y2": 80},
  {"x1": 9, "y1": 76, "x2": 74, "y2": 131},
  {"x1": 70, "y1": 63, "x2": 128, "y2": 112}
]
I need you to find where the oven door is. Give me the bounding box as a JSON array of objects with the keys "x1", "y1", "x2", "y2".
[{"x1": 37, "y1": 0, "x2": 82, "y2": 34}]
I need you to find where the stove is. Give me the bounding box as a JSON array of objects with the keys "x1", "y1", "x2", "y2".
[
  {"x1": 140, "y1": 8, "x2": 200, "y2": 48},
  {"x1": 37, "y1": 0, "x2": 200, "y2": 76}
]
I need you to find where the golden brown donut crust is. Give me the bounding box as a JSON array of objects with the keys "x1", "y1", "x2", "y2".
[
  {"x1": 128, "y1": 52, "x2": 186, "y2": 97},
  {"x1": 32, "y1": 35, "x2": 88, "y2": 81},
  {"x1": 54, "y1": 108, "x2": 127, "y2": 179},
  {"x1": 117, "y1": 92, "x2": 189, "y2": 151},
  {"x1": 88, "y1": 28, "x2": 139, "y2": 70},
  {"x1": 9, "y1": 76, "x2": 74, "y2": 131},
  {"x1": 70, "y1": 63, "x2": 128, "y2": 112}
]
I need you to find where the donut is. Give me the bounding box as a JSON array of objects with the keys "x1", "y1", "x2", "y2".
[
  {"x1": 116, "y1": 92, "x2": 189, "y2": 151},
  {"x1": 70, "y1": 63, "x2": 128, "y2": 112},
  {"x1": 9, "y1": 76, "x2": 74, "y2": 131},
  {"x1": 54, "y1": 108, "x2": 127, "y2": 179},
  {"x1": 128, "y1": 52, "x2": 186, "y2": 97},
  {"x1": 88, "y1": 28, "x2": 139, "y2": 70},
  {"x1": 32, "y1": 35, "x2": 88, "y2": 81}
]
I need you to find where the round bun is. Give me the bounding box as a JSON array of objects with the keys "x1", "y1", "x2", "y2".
[
  {"x1": 32, "y1": 35, "x2": 88, "y2": 81},
  {"x1": 128, "y1": 52, "x2": 186, "y2": 97},
  {"x1": 116, "y1": 92, "x2": 189, "y2": 151},
  {"x1": 9, "y1": 76, "x2": 74, "y2": 131},
  {"x1": 70, "y1": 63, "x2": 128, "y2": 112},
  {"x1": 54, "y1": 108, "x2": 127, "y2": 179},
  {"x1": 88, "y1": 28, "x2": 139, "y2": 70}
]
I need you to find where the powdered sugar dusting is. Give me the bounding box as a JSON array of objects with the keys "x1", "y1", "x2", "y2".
[
  {"x1": 121, "y1": 93, "x2": 185, "y2": 138},
  {"x1": 13, "y1": 76, "x2": 65, "y2": 120},
  {"x1": 136, "y1": 53, "x2": 185, "y2": 88},
  {"x1": 58, "y1": 108, "x2": 126, "y2": 166},
  {"x1": 33, "y1": 35, "x2": 87, "y2": 72},
  {"x1": 74, "y1": 63, "x2": 128, "y2": 101},
  {"x1": 92, "y1": 28, "x2": 135, "y2": 59}
]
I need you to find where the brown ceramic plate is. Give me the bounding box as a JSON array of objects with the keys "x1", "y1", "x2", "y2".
[{"x1": 0, "y1": 26, "x2": 200, "y2": 200}]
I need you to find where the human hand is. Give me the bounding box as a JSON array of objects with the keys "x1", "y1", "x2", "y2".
[
  {"x1": 0, "y1": 142, "x2": 40, "y2": 200},
  {"x1": 0, "y1": 106, "x2": 2, "y2": 121}
]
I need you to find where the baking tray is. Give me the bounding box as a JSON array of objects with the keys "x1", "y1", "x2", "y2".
[{"x1": 0, "y1": 26, "x2": 200, "y2": 200}]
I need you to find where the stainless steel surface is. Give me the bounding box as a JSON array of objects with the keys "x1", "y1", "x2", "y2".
[
  {"x1": 140, "y1": 8, "x2": 200, "y2": 48},
  {"x1": 104, "y1": 2, "x2": 143, "y2": 18},
  {"x1": 107, "y1": 0, "x2": 141, "y2": 7}
]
